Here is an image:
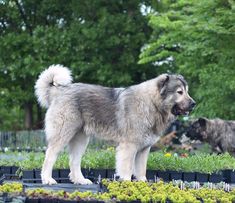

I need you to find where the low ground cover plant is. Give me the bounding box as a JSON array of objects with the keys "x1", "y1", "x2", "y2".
[
  {"x1": 1, "y1": 149, "x2": 235, "y2": 174},
  {"x1": 1, "y1": 181, "x2": 235, "y2": 202},
  {"x1": 0, "y1": 182, "x2": 22, "y2": 193},
  {"x1": 101, "y1": 180, "x2": 235, "y2": 202},
  {"x1": 147, "y1": 152, "x2": 235, "y2": 173},
  {"x1": 16, "y1": 148, "x2": 115, "y2": 170},
  {"x1": 0, "y1": 151, "x2": 27, "y2": 167}
]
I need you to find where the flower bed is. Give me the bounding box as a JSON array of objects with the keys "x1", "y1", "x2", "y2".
[
  {"x1": 1, "y1": 181, "x2": 235, "y2": 203},
  {"x1": 20, "y1": 168, "x2": 230, "y2": 184},
  {"x1": 1, "y1": 150, "x2": 235, "y2": 183},
  {"x1": 1, "y1": 150, "x2": 235, "y2": 174}
]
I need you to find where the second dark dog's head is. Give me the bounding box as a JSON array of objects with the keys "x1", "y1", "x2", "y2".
[{"x1": 186, "y1": 117, "x2": 208, "y2": 141}]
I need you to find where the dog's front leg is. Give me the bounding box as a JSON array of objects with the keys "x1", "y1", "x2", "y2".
[
  {"x1": 134, "y1": 146, "x2": 151, "y2": 181},
  {"x1": 116, "y1": 143, "x2": 138, "y2": 180}
]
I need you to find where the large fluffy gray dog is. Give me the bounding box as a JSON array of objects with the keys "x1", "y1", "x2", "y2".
[{"x1": 35, "y1": 64, "x2": 196, "y2": 185}]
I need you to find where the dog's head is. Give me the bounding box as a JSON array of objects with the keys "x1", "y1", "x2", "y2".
[
  {"x1": 186, "y1": 118, "x2": 208, "y2": 141},
  {"x1": 157, "y1": 74, "x2": 196, "y2": 116}
]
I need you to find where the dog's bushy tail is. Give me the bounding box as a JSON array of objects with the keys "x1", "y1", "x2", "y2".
[{"x1": 35, "y1": 64, "x2": 73, "y2": 108}]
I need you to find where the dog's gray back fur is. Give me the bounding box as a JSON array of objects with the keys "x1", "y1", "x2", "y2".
[
  {"x1": 35, "y1": 65, "x2": 194, "y2": 148},
  {"x1": 55, "y1": 82, "x2": 174, "y2": 147}
]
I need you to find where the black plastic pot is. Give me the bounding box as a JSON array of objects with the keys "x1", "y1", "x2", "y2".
[
  {"x1": 183, "y1": 172, "x2": 196, "y2": 182},
  {"x1": 195, "y1": 172, "x2": 209, "y2": 183},
  {"x1": 169, "y1": 171, "x2": 183, "y2": 181},
  {"x1": 81, "y1": 168, "x2": 90, "y2": 179},
  {"x1": 34, "y1": 169, "x2": 60, "y2": 183},
  {"x1": 165, "y1": 198, "x2": 173, "y2": 203},
  {"x1": 88, "y1": 169, "x2": 107, "y2": 181},
  {"x1": 11, "y1": 166, "x2": 18, "y2": 175},
  {"x1": 222, "y1": 169, "x2": 235, "y2": 183},
  {"x1": 58, "y1": 200, "x2": 78, "y2": 203},
  {"x1": 209, "y1": 173, "x2": 223, "y2": 183},
  {"x1": 106, "y1": 169, "x2": 116, "y2": 179},
  {"x1": 36, "y1": 199, "x2": 57, "y2": 203},
  {"x1": 146, "y1": 170, "x2": 157, "y2": 180},
  {"x1": 0, "y1": 193, "x2": 25, "y2": 203},
  {"x1": 59, "y1": 169, "x2": 70, "y2": 183},
  {"x1": 23, "y1": 170, "x2": 34, "y2": 180},
  {"x1": 0, "y1": 172, "x2": 4, "y2": 184},
  {"x1": 25, "y1": 198, "x2": 40, "y2": 203},
  {"x1": 0, "y1": 166, "x2": 12, "y2": 174},
  {"x1": 157, "y1": 171, "x2": 170, "y2": 182},
  {"x1": 52, "y1": 170, "x2": 60, "y2": 179},
  {"x1": 34, "y1": 169, "x2": 42, "y2": 183}
]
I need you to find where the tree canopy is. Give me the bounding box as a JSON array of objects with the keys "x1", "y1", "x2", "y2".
[
  {"x1": 0, "y1": 0, "x2": 234, "y2": 130},
  {"x1": 0, "y1": 0, "x2": 154, "y2": 130},
  {"x1": 139, "y1": 0, "x2": 235, "y2": 119}
]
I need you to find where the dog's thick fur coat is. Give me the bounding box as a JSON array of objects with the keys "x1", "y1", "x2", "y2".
[
  {"x1": 35, "y1": 64, "x2": 195, "y2": 184},
  {"x1": 187, "y1": 118, "x2": 235, "y2": 155}
]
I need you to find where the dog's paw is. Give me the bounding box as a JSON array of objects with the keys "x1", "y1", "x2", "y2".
[
  {"x1": 119, "y1": 176, "x2": 132, "y2": 181},
  {"x1": 42, "y1": 177, "x2": 57, "y2": 185},
  {"x1": 136, "y1": 176, "x2": 147, "y2": 182},
  {"x1": 71, "y1": 178, "x2": 93, "y2": 185}
]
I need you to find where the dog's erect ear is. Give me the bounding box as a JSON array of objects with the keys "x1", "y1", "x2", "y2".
[
  {"x1": 176, "y1": 74, "x2": 185, "y2": 81},
  {"x1": 198, "y1": 117, "x2": 207, "y2": 128},
  {"x1": 157, "y1": 74, "x2": 170, "y2": 95}
]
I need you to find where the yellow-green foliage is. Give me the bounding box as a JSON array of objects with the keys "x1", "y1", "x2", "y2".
[
  {"x1": 100, "y1": 180, "x2": 200, "y2": 202},
  {"x1": 99, "y1": 180, "x2": 235, "y2": 203},
  {"x1": 0, "y1": 182, "x2": 22, "y2": 193},
  {"x1": 2, "y1": 181, "x2": 235, "y2": 202}
]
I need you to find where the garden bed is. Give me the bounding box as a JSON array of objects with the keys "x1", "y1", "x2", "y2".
[
  {"x1": 20, "y1": 168, "x2": 231, "y2": 184},
  {"x1": 1, "y1": 181, "x2": 235, "y2": 203},
  {"x1": 1, "y1": 150, "x2": 235, "y2": 184}
]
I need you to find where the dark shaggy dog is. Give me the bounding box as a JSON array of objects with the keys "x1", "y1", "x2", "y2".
[{"x1": 187, "y1": 118, "x2": 235, "y2": 155}]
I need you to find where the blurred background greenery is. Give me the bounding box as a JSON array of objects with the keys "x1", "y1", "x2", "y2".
[{"x1": 0, "y1": 0, "x2": 234, "y2": 131}]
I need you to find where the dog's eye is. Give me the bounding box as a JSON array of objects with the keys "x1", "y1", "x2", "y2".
[{"x1": 177, "y1": 90, "x2": 183, "y2": 95}]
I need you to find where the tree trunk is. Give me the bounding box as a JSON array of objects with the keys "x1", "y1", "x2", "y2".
[
  {"x1": 24, "y1": 102, "x2": 33, "y2": 130},
  {"x1": 36, "y1": 103, "x2": 44, "y2": 129}
]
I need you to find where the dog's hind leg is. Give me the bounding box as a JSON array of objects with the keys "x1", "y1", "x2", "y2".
[
  {"x1": 116, "y1": 143, "x2": 138, "y2": 180},
  {"x1": 68, "y1": 134, "x2": 92, "y2": 184},
  {"x1": 41, "y1": 109, "x2": 80, "y2": 185},
  {"x1": 41, "y1": 142, "x2": 65, "y2": 185}
]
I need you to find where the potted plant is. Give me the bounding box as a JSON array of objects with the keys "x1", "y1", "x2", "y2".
[
  {"x1": 182, "y1": 172, "x2": 196, "y2": 182},
  {"x1": 59, "y1": 169, "x2": 71, "y2": 183},
  {"x1": 222, "y1": 169, "x2": 235, "y2": 183},
  {"x1": 208, "y1": 171, "x2": 223, "y2": 183},
  {"x1": 146, "y1": 169, "x2": 157, "y2": 180}
]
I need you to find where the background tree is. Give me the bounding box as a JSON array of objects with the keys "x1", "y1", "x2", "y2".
[
  {"x1": 0, "y1": 0, "x2": 154, "y2": 130},
  {"x1": 139, "y1": 0, "x2": 235, "y2": 119}
]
